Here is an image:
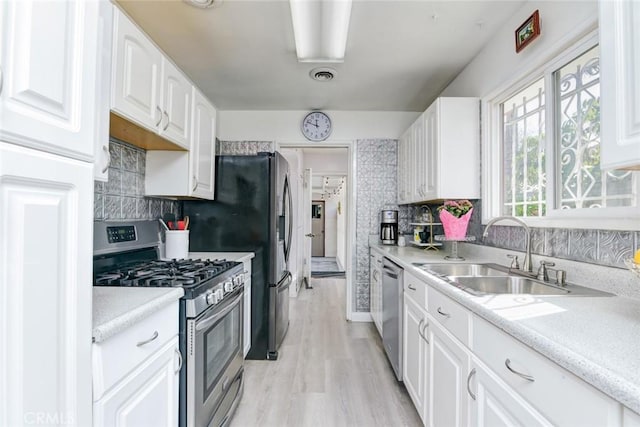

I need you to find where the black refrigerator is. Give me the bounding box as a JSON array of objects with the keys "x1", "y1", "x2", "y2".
[{"x1": 183, "y1": 152, "x2": 292, "y2": 360}]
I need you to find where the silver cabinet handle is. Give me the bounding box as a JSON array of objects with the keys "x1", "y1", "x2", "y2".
[
  {"x1": 101, "y1": 145, "x2": 111, "y2": 174},
  {"x1": 408, "y1": 284, "x2": 416, "y2": 291},
  {"x1": 192, "y1": 176, "x2": 198, "y2": 192},
  {"x1": 437, "y1": 307, "x2": 450, "y2": 318},
  {"x1": 136, "y1": 330, "x2": 159, "y2": 347},
  {"x1": 419, "y1": 320, "x2": 429, "y2": 344},
  {"x1": 174, "y1": 348, "x2": 183, "y2": 374},
  {"x1": 467, "y1": 368, "x2": 477, "y2": 400},
  {"x1": 155, "y1": 106, "x2": 162, "y2": 127},
  {"x1": 162, "y1": 110, "x2": 169, "y2": 131},
  {"x1": 505, "y1": 358, "x2": 535, "y2": 382}
]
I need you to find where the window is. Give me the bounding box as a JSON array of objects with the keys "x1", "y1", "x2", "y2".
[{"x1": 485, "y1": 33, "x2": 639, "y2": 229}]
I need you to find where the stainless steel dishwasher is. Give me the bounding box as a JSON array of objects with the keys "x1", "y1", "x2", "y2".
[{"x1": 382, "y1": 257, "x2": 404, "y2": 381}]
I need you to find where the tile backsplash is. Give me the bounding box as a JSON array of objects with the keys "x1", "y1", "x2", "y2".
[
  {"x1": 217, "y1": 140, "x2": 275, "y2": 155},
  {"x1": 400, "y1": 199, "x2": 639, "y2": 269},
  {"x1": 355, "y1": 138, "x2": 398, "y2": 311},
  {"x1": 94, "y1": 138, "x2": 180, "y2": 221}
]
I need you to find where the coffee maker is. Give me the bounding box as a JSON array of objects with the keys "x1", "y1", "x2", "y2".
[{"x1": 380, "y1": 210, "x2": 398, "y2": 245}]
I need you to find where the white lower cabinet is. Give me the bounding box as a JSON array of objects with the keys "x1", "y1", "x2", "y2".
[
  {"x1": 0, "y1": 143, "x2": 94, "y2": 427},
  {"x1": 428, "y1": 316, "x2": 470, "y2": 427},
  {"x1": 93, "y1": 302, "x2": 180, "y2": 427},
  {"x1": 94, "y1": 338, "x2": 180, "y2": 427},
  {"x1": 403, "y1": 293, "x2": 429, "y2": 422},
  {"x1": 370, "y1": 250, "x2": 383, "y2": 336},
  {"x1": 469, "y1": 357, "x2": 552, "y2": 427}
]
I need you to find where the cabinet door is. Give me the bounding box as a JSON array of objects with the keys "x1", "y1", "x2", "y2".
[
  {"x1": 0, "y1": 0, "x2": 99, "y2": 161},
  {"x1": 600, "y1": 0, "x2": 640, "y2": 170},
  {"x1": 94, "y1": 0, "x2": 113, "y2": 181},
  {"x1": 112, "y1": 7, "x2": 161, "y2": 130},
  {"x1": 190, "y1": 88, "x2": 216, "y2": 199},
  {"x1": 397, "y1": 132, "x2": 407, "y2": 204},
  {"x1": 94, "y1": 338, "x2": 180, "y2": 427},
  {"x1": 403, "y1": 294, "x2": 428, "y2": 422},
  {"x1": 423, "y1": 102, "x2": 438, "y2": 200},
  {"x1": 469, "y1": 359, "x2": 552, "y2": 427},
  {"x1": 414, "y1": 114, "x2": 426, "y2": 201},
  {"x1": 0, "y1": 142, "x2": 93, "y2": 427},
  {"x1": 428, "y1": 317, "x2": 470, "y2": 427},
  {"x1": 159, "y1": 58, "x2": 191, "y2": 149}
]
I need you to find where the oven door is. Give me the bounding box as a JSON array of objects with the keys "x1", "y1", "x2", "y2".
[{"x1": 187, "y1": 288, "x2": 244, "y2": 427}]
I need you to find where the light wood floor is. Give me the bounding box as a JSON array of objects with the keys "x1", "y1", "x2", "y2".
[{"x1": 230, "y1": 277, "x2": 422, "y2": 427}]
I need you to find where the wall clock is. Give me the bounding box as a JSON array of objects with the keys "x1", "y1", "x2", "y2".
[{"x1": 302, "y1": 111, "x2": 332, "y2": 141}]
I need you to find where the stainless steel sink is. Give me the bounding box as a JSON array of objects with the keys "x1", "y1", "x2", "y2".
[
  {"x1": 415, "y1": 263, "x2": 509, "y2": 277},
  {"x1": 447, "y1": 275, "x2": 570, "y2": 296}
]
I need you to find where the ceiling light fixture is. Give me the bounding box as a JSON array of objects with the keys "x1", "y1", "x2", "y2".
[
  {"x1": 289, "y1": 0, "x2": 353, "y2": 63},
  {"x1": 309, "y1": 67, "x2": 336, "y2": 81},
  {"x1": 183, "y1": 0, "x2": 223, "y2": 9}
]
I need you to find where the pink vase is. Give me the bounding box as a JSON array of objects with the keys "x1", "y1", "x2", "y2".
[{"x1": 440, "y1": 209, "x2": 473, "y2": 240}]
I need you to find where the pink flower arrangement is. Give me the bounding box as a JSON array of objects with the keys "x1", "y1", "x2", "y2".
[
  {"x1": 438, "y1": 200, "x2": 473, "y2": 239},
  {"x1": 437, "y1": 200, "x2": 473, "y2": 218}
]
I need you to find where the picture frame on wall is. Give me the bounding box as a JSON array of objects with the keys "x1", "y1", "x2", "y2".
[{"x1": 515, "y1": 10, "x2": 541, "y2": 53}]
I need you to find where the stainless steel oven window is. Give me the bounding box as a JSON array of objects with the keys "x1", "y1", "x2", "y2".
[{"x1": 203, "y1": 300, "x2": 242, "y2": 399}]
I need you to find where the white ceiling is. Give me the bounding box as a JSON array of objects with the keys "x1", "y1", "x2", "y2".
[{"x1": 117, "y1": 0, "x2": 524, "y2": 112}]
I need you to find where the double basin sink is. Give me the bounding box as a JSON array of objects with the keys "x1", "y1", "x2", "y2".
[{"x1": 413, "y1": 263, "x2": 610, "y2": 297}]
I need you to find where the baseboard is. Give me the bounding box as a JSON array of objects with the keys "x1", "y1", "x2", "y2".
[{"x1": 349, "y1": 312, "x2": 372, "y2": 322}]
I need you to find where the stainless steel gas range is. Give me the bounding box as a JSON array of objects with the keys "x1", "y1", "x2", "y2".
[{"x1": 93, "y1": 220, "x2": 245, "y2": 427}]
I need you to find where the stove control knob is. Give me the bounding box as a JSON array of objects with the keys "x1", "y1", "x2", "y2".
[
  {"x1": 215, "y1": 289, "x2": 225, "y2": 301},
  {"x1": 234, "y1": 275, "x2": 242, "y2": 286},
  {"x1": 224, "y1": 280, "x2": 233, "y2": 293},
  {"x1": 206, "y1": 291, "x2": 217, "y2": 305}
]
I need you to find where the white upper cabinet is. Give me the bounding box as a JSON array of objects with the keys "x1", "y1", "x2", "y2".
[
  {"x1": 397, "y1": 97, "x2": 479, "y2": 204},
  {"x1": 145, "y1": 88, "x2": 216, "y2": 200},
  {"x1": 190, "y1": 87, "x2": 216, "y2": 199},
  {"x1": 600, "y1": 0, "x2": 640, "y2": 170},
  {"x1": 111, "y1": 6, "x2": 162, "y2": 132},
  {"x1": 160, "y1": 59, "x2": 192, "y2": 148},
  {"x1": 111, "y1": 6, "x2": 191, "y2": 150},
  {"x1": 0, "y1": 0, "x2": 99, "y2": 161},
  {"x1": 94, "y1": 0, "x2": 114, "y2": 181}
]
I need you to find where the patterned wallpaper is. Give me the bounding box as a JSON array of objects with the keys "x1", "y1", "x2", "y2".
[
  {"x1": 355, "y1": 139, "x2": 399, "y2": 311},
  {"x1": 399, "y1": 199, "x2": 639, "y2": 269},
  {"x1": 94, "y1": 138, "x2": 180, "y2": 221},
  {"x1": 217, "y1": 140, "x2": 275, "y2": 155}
]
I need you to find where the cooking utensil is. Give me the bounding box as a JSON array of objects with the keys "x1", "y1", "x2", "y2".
[
  {"x1": 158, "y1": 218, "x2": 170, "y2": 231},
  {"x1": 184, "y1": 216, "x2": 190, "y2": 230}
]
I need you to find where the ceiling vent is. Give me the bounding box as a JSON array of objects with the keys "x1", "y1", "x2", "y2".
[
  {"x1": 183, "y1": 0, "x2": 222, "y2": 9},
  {"x1": 310, "y1": 67, "x2": 336, "y2": 82}
]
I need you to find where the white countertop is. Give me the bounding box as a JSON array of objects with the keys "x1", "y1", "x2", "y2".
[
  {"x1": 189, "y1": 251, "x2": 255, "y2": 264},
  {"x1": 93, "y1": 287, "x2": 184, "y2": 344},
  {"x1": 371, "y1": 243, "x2": 640, "y2": 413}
]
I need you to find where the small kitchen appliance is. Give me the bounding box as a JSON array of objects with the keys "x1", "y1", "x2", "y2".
[
  {"x1": 93, "y1": 220, "x2": 245, "y2": 427},
  {"x1": 380, "y1": 210, "x2": 398, "y2": 245}
]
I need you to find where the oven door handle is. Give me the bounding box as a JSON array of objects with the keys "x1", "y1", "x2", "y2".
[{"x1": 195, "y1": 291, "x2": 243, "y2": 332}]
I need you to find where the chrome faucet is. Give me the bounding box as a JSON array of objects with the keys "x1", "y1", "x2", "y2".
[{"x1": 482, "y1": 216, "x2": 533, "y2": 273}]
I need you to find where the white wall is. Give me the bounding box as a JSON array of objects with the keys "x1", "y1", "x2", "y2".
[
  {"x1": 218, "y1": 110, "x2": 419, "y2": 141},
  {"x1": 441, "y1": 1, "x2": 598, "y2": 98},
  {"x1": 336, "y1": 187, "x2": 347, "y2": 269},
  {"x1": 304, "y1": 151, "x2": 348, "y2": 174}
]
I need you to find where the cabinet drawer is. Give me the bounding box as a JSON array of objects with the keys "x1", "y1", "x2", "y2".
[
  {"x1": 427, "y1": 286, "x2": 470, "y2": 346},
  {"x1": 404, "y1": 270, "x2": 427, "y2": 309},
  {"x1": 473, "y1": 316, "x2": 620, "y2": 426},
  {"x1": 93, "y1": 302, "x2": 179, "y2": 400}
]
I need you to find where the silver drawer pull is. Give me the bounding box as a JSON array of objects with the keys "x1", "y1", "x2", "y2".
[
  {"x1": 155, "y1": 106, "x2": 162, "y2": 127},
  {"x1": 467, "y1": 368, "x2": 477, "y2": 400},
  {"x1": 174, "y1": 348, "x2": 183, "y2": 374},
  {"x1": 505, "y1": 358, "x2": 535, "y2": 382},
  {"x1": 163, "y1": 110, "x2": 170, "y2": 131},
  {"x1": 136, "y1": 330, "x2": 159, "y2": 347},
  {"x1": 419, "y1": 320, "x2": 429, "y2": 344},
  {"x1": 101, "y1": 145, "x2": 111, "y2": 174},
  {"x1": 436, "y1": 307, "x2": 450, "y2": 318},
  {"x1": 408, "y1": 284, "x2": 417, "y2": 291}
]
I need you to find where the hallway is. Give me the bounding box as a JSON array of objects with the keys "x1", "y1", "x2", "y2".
[{"x1": 230, "y1": 278, "x2": 421, "y2": 427}]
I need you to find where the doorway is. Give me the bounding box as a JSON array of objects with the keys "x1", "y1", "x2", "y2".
[
  {"x1": 278, "y1": 143, "x2": 355, "y2": 320},
  {"x1": 311, "y1": 201, "x2": 325, "y2": 256}
]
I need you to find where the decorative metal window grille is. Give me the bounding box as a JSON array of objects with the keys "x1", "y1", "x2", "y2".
[
  {"x1": 501, "y1": 78, "x2": 546, "y2": 217},
  {"x1": 555, "y1": 46, "x2": 636, "y2": 209}
]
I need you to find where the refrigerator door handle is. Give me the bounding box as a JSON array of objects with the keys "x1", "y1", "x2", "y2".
[{"x1": 284, "y1": 175, "x2": 293, "y2": 263}]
